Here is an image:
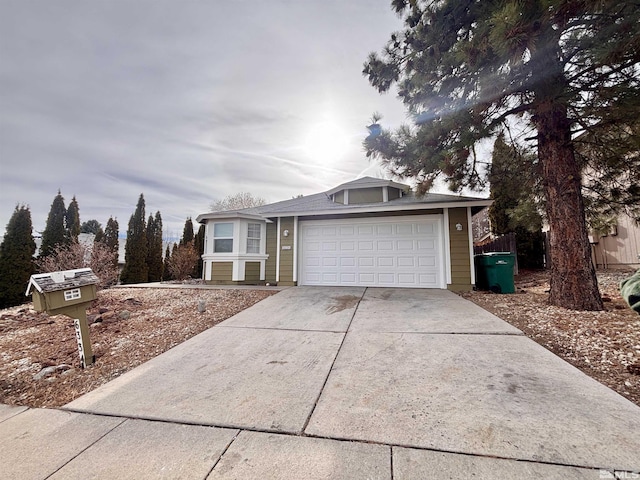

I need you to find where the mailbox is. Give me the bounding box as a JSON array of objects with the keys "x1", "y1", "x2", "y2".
[{"x1": 26, "y1": 268, "x2": 100, "y2": 367}]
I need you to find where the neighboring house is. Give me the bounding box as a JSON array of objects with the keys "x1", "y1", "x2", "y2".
[
  {"x1": 196, "y1": 177, "x2": 491, "y2": 291},
  {"x1": 589, "y1": 213, "x2": 640, "y2": 269}
]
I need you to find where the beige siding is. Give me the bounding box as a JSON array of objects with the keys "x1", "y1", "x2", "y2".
[
  {"x1": 244, "y1": 262, "x2": 261, "y2": 282},
  {"x1": 334, "y1": 191, "x2": 344, "y2": 204},
  {"x1": 279, "y1": 217, "x2": 296, "y2": 285},
  {"x1": 265, "y1": 222, "x2": 277, "y2": 282},
  {"x1": 448, "y1": 208, "x2": 472, "y2": 291},
  {"x1": 210, "y1": 262, "x2": 233, "y2": 283},
  {"x1": 592, "y1": 213, "x2": 640, "y2": 268},
  {"x1": 348, "y1": 187, "x2": 383, "y2": 204}
]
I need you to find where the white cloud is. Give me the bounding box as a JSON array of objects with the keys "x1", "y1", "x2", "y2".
[{"x1": 0, "y1": 0, "x2": 408, "y2": 237}]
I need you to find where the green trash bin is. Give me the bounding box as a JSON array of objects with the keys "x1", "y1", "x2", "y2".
[{"x1": 474, "y1": 252, "x2": 515, "y2": 294}]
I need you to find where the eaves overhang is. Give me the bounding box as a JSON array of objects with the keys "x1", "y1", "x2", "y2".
[
  {"x1": 260, "y1": 199, "x2": 493, "y2": 218},
  {"x1": 195, "y1": 212, "x2": 272, "y2": 223}
]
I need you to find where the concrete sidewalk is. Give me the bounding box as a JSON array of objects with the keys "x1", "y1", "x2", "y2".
[{"x1": 2, "y1": 287, "x2": 639, "y2": 479}]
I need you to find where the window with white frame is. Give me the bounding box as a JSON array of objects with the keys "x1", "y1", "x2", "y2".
[
  {"x1": 247, "y1": 223, "x2": 261, "y2": 253},
  {"x1": 213, "y1": 223, "x2": 234, "y2": 253},
  {"x1": 64, "y1": 288, "x2": 81, "y2": 301}
]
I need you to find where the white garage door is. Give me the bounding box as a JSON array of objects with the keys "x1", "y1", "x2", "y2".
[{"x1": 299, "y1": 216, "x2": 445, "y2": 288}]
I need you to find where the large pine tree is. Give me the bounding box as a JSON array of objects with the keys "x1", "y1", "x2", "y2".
[
  {"x1": 146, "y1": 211, "x2": 164, "y2": 282},
  {"x1": 363, "y1": 0, "x2": 640, "y2": 310},
  {"x1": 120, "y1": 194, "x2": 148, "y2": 284},
  {"x1": 0, "y1": 206, "x2": 36, "y2": 308},
  {"x1": 40, "y1": 191, "x2": 67, "y2": 257}
]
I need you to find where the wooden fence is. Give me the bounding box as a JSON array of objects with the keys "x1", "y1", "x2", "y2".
[{"x1": 474, "y1": 232, "x2": 519, "y2": 275}]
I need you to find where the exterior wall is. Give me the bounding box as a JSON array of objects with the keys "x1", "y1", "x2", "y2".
[
  {"x1": 245, "y1": 262, "x2": 261, "y2": 282},
  {"x1": 447, "y1": 208, "x2": 473, "y2": 291},
  {"x1": 265, "y1": 222, "x2": 277, "y2": 283},
  {"x1": 348, "y1": 187, "x2": 383, "y2": 204},
  {"x1": 388, "y1": 188, "x2": 400, "y2": 200},
  {"x1": 279, "y1": 216, "x2": 296, "y2": 286},
  {"x1": 591, "y1": 213, "x2": 640, "y2": 268},
  {"x1": 334, "y1": 191, "x2": 344, "y2": 204},
  {"x1": 209, "y1": 262, "x2": 233, "y2": 284}
]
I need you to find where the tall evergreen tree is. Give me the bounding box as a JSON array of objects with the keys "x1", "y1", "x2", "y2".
[
  {"x1": 363, "y1": 0, "x2": 640, "y2": 310},
  {"x1": 65, "y1": 195, "x2": 80, "y2": 243},
  {"x1": 146, "y1": 211, "x2": 164, "y2": 282},
  {"x1": 194, "y1": 223, "x2": 205, "y2": 278},
  {"x1": 120, "y1": 194, "x2": 148, "y2": 284},
  {"x1": 0, "y1": 206, "x2": 36, "y2": 308},
  {"x1": 40, "y1": 191, "x2": 67, "y2": 257},
  {"x1": 102, "y1": 217, "x2": 119, "y2": 269},
  {"x1": 162, "y1": 244, "x2": 173, "y2": 281},
  {"x1": 181, "y1": 217, "x2": 194, "y2": 246}
]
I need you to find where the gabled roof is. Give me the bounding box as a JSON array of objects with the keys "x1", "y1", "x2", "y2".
[
  {"x1": 324, "y1": 176, "x2": 410, "y2": 195},
  {"x1": 196, "y1": 177, "x2": 491, "y2": 222},
  {"x1": 26, "y1": 268, "x2": 99, "y2": 295}
]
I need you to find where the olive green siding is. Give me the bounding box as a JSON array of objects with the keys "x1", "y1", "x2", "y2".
[
  {"x1": 265, "y1": 222, "x2": 277, "y2": 283},
  {"x1": 32, "y1": 285, "x2": 97, "y2": 313},
  {"x1": 447, "y1": 208, "x2": 472, "y2": 291},
  {"x1": 278, "y1": 216, "x2": 296, "y2": 286},
  {"x1": 388, "y1": 188, "x2": 400, "y2": 200},
  {"x1": 348, "y1": 187, "x2": 383, "y2": 204},
  {"x1": 244, "y1": 262, "x2": 261, "y2": 282},
  {"x1": 334, "y1": 191, "x2": 344, "y2": 204},
  {"x1": 210, "y1": 262, "x2": 233, "y2": 282}
]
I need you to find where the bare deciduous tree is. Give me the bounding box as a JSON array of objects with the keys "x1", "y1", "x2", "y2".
[
  {"x1": 168, "y1": 243, "x2": 199, "y2": 281},
  {"x1": 209, "y1": 192, "x2": 266, "y2": 212},
  {"x1": 36, "y1": 240, "x2": 119, "y2": 288}
]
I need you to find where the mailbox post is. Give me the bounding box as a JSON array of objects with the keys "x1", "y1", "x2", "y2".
[{"x1": 26, "y1": 268, "x2": 100, "y2": 368}]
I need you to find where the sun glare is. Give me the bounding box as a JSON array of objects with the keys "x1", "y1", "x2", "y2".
[{"x1": 304, "y1": 121, "x2": 350, "y2": 163}]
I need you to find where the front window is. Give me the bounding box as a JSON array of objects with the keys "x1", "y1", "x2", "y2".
[
  {"x1": 214, "y1": 223, "x2": 233, "y2": 253},
  {"x1": 247, "y1": 223, "x2": 261, "y2": 253}
]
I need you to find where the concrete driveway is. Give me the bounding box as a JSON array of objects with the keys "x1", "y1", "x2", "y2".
[{"x1": 2, "y1": 287, "x2": 639, "y2": 479}]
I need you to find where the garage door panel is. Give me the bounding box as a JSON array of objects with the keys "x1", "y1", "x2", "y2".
[
  {"x1": 359, "y1": 257, "x2": 375, "y2": 267},
  {"x1": 376, "y1": 224, "x2": 393, "y2": 235},
  {"x1": 397, "y1": 240, "x2": 414, "y2": 250},
  {"x1": 322, "y1": 242, "x2": 337, "y2": 251},
  {"x1": 378, "y1": 257, "x2": 394, "y2": 267},
  {"x1": 396, "y1": 224, "x2": 413, "y2": 235},
  {"x1": 340, "y1": 241, "x2": 355, "y2": 250},
  {"x1": 358, "y1": 241, "x2": 374, "y2": 251},
  {"x1": 300, "y1": 216, "x2": 444, "y2": 288},
  {"x1": 377, "y1": 240, "x2": 393, "y2": 250},
  {"x1": 417, "y1": 239, "x2": 436, "y2": 250}
]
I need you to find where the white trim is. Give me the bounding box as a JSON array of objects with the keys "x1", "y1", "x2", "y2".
[
  {"x1": 196, "y1": 212, "x2": 268, "y2": 223},
  {"x1": 262, "y1": 199, "x2": 491, "y2": 218},
  {"x1": 293, "y1": 216, "x2": 299, "y2": 282},
  {"x1": 298, "y1": 215, "x2": 446, "y2": 289},
  {"x1": 383, "y1": 186, "x2": 389, "y2": 202},
  {"x1": 276, "y1": 217, "x2": 281, "y2": 282},
  {"x1": 443, "y1": 208, "x2": 452, "y2": 285},
  {"x1": 467, "y1": 207, "x2": 476, "y2": 285},
  {"x1": 344, "y1": 189, "x2": 349, "y2": 205}
]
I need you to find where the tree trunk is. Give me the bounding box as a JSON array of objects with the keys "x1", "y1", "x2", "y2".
[{"x1": 535, "y1": 98, "x2": 603, "y2": 311}]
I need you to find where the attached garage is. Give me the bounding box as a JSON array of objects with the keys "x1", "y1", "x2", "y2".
[
  {"x1": 197, "y1": 177, "x2": 491, "y2": 291},
  {"x1": 299, "y1": 216, "x2": 445, "y2": 288}
]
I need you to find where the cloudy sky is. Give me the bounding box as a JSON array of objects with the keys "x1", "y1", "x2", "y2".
[{"x1": 0, "y1": 1, "x2": 415, "y2": 239}]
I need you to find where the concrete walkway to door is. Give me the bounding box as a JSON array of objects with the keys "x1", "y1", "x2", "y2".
[{"x1": 1, "y1": 287, "x2": 639, "y2": 479}]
